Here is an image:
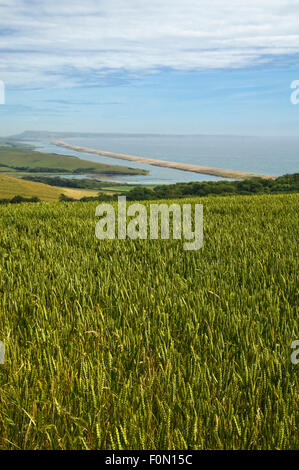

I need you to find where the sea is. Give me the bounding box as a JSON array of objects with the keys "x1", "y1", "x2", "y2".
[{"x1": 26, "y1": 134, "x2": 299, "y2": 185}]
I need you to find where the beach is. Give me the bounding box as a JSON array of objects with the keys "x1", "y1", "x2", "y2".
[{"x1": 53, "y1": 140, "x2": 276, "y2": 181}]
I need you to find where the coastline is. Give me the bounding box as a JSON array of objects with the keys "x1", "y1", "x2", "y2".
[{"x1": 52, "y1": 140, "x2": 276, "y2": 181}]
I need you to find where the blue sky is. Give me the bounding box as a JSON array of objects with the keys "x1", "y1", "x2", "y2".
[{"x1": 0, "y1": 0, "x2": 299, "y2": 136}]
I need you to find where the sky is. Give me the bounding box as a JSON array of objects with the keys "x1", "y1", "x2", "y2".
[{"x1": 0, "y1": 0, "x2": 299, "y2": 136}]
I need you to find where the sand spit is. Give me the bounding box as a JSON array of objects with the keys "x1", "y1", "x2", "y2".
[{"x1": 53, "y1": 140, "x2": 276, "y2": 181}]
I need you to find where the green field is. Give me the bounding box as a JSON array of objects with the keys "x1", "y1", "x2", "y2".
[
  {"x1": 0, "y1": 193, "x2": 298, "y2": 449},
  {"x1": 0, "y1": 147, "x2": 148, "y2": 176},
  {"x1": 0, "y1": 173, "x2": 99, "y2": 202}
]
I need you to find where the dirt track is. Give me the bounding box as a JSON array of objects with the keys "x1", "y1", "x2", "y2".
[{"x1": 53, "y1": 140, "x2": 276, "y2": 180}]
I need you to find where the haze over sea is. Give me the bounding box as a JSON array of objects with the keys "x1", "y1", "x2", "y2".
[{"x1": 32, "y1": 134, "x2": 299, "y2": 185}]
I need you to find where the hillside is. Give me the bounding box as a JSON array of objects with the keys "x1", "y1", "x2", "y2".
[
  {"x1": 0, "y1": 173, "x2": 98, "y2": 202},
  {"x1": 0, "y1": 146, "x2": 148, "y2": 176}
]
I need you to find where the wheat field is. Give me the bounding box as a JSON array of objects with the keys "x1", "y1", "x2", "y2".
[
  {"x1": 0, "y1": 173, "x2": 98, "y2": 202},
  {"x1": 0, "y1": 193, "x2": 298, "y2": 449}
]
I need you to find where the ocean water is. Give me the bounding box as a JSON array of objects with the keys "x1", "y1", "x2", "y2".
[{"x1": 30, "y1": 135, "x2": 299, "y2": 184}]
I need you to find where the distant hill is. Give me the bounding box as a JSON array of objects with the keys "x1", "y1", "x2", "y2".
[
  {"x1": 0, "y1": 146, "x2": 147, "y2": 176},
  {"x1": 5, "y1": 130, "x2": 249, "y2": 141},
  {"x1": 7, "y1": 130, "x2": 105, "y2": 141},
  {"x1": 6, "y1": 130, "x2": 175, "y2": 141}
]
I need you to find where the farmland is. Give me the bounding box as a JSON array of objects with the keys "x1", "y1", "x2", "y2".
[
  {"x1": 0, "y1": 193, "x2": 298, "y2": 449},
  {"x1": 0, "y1": 144, "x2": 148, "y2": 201},
  {"x1": 0, "y1": 174, "x2": 99, "y2": 202},
  {"x1": 0, "y1": 146, "x2": 148, "y2": 176}
]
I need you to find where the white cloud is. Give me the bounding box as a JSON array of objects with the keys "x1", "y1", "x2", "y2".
[{"x1": 0, "y1": 0, "x2": 299, "y2": 87}]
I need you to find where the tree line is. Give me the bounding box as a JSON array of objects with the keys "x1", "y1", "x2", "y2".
[
  {"x1": 1, "y1": 173, "x2": 298, "y2": 205},
  {"x1": 60, "y1": 173, "x2": 299, "y2": 202}
]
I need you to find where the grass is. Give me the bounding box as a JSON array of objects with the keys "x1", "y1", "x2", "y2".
[
  {"x1": 0, "y1": 147, "x2": 148, "y2": 176},
  {"x1": 0, "y1": 174, "x2": 98, "y2": 201},
  {"x1": 0, "y1": 193, "x2": 298, "y2": 449}
]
